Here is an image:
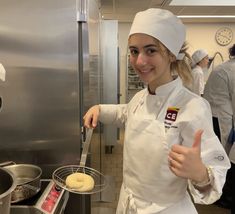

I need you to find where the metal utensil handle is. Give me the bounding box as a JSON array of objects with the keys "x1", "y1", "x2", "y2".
[
  {"x1": 24, "y1": 184, "x2": 40, "y2": 192},
  {"x1": 80, "y1": 128, "x2": 93, "y2": 167},
  {"x1": 0, "y1": 161, "x2": 16, "y2": 167}
]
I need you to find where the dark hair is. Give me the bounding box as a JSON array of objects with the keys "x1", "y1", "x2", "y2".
[{"x1": 229, "y1": 44, "x2": 235, "y2": 57}]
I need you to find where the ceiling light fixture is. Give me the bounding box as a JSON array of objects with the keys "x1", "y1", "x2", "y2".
[
  {"x1": 170, "y1": 0, "x2": 235, "y2": 6},
  {"x1": 177, "y1": 15, "x2": 235, "y2": 18}
]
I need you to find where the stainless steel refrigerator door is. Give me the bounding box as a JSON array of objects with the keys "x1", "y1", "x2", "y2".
[
  {"x1": 0, "y1": 0, "x2": 80, "y2": 178},
  {"x1": 100, "y1": 20, "x2": 119, "y2": 147}
]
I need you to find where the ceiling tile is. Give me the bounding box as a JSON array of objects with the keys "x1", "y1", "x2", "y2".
[{"x1": 100, "y1": 0, "x2": 235, "y2": 22}]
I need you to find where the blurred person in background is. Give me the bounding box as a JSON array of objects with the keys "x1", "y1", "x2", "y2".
[
  {"x1": 191, "y1": 49, "x2": 209, "y2": 96},
  {"x1": 204, "y1": 44, "x2": 235, "y2": 213}
]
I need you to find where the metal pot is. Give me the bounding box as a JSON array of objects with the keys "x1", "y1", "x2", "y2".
[
  {"x1": 0, "y1": 167, "x2": 16, "y2": 214},
  {"x1": 0, "y1": 162, "x2": 42, "y2": 203}
]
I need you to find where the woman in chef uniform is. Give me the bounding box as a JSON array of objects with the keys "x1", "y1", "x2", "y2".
[
  {"x1": 84, "y1": 8, "x2": 230, "y2": 214},
  {"x1": 191, "y1": 49, "x2": 209, "y2": 96}
]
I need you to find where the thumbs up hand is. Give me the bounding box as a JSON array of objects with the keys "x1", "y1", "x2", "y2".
[{"x1": 168, "y1": 130, "x2": 209, "y2": 183}]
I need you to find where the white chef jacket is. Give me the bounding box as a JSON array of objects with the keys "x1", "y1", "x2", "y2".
[
  {"x1": 99, "y1": 77, "x2": 230, "y2": 214},
  {"x1": 191, "y1": 65, "x2": 205, "y2": 96},
  {"x1": 204, "y1": 58, "x2": 235, "y2": 163}
]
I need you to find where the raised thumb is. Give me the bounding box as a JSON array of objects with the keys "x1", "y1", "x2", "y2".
[{"x1": 192, "y1": 129, "x2": 204, "y2": 150}]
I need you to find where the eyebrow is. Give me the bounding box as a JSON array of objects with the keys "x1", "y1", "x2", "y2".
[{"x1": 129, "y1": 44, "x2": 157, "y2": 49}]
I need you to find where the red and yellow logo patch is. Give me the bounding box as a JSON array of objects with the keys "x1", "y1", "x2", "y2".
[{"x1": 165, "y1": 107, "x2": 179, "y2": 122}]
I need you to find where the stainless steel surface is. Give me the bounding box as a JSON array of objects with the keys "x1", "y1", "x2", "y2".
[
  {"x1": 0, "y1": 168, "x2": 16, "y2": 214},
  {"x1": 0, "y1": 0, "x2": 81, "y2": 178},
  {"x1": 4, "y1": 164, "x2": 42, "y2": 203},
  {"x1": 77, "y1": 0, "x2": 88, "y2": 22},
  {"x1": 0, "y1": 161, "x2": 16, "y2": 167},
  {"x1": 0, "y1": 0, "x2": 101, "y2": 213},
  {"x1": 100, "y1": 20, "x2": 119, "y2": 146}
]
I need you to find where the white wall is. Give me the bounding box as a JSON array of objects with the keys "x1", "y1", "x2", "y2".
[
  {"x1": 118, "y1": 21, "x2": 235, "y2": 103},
  {"x1": 186, "y1": 23, "x2": 235, "y2": 59}
]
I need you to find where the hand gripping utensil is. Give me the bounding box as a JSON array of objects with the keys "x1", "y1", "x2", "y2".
[{"x1": 52, "y1": 128, "x2": 106, "y2": 194}]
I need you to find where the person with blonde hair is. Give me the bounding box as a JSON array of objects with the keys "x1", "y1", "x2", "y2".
[{"x1": 84, "y1": 8, "x2": 230, "y2": 214}]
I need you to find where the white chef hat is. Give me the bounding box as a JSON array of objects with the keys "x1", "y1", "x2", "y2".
[
  {"x1": 129, "y1": 8, "x2": 186, "y2": 59},
  {"x1": 191, "y1": 49, "x2": 208, "y2": 66}
]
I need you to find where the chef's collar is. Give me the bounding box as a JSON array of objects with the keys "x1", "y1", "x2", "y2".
[{"x1": 147, "y1": 77, "x2": 181, "y2": 96}]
